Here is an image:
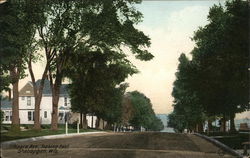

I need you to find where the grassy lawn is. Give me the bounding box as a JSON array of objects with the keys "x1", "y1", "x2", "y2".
[{"x1": 0, "y1": 127, "x2": 100, "y2": 142}]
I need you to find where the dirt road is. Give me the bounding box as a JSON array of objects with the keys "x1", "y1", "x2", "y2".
[{"x1": 1, "y1": 132, "x2": 236, "y2": 158}]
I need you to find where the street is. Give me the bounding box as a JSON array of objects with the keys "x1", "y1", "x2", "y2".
[{"x1": 1, "y1": 132, "x2": 236, "y2": 158}]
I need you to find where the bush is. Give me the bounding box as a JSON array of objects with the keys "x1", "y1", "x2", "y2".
[
  {"x1": 68, "y1": 121, "x2": 77, "y2": 129},
  {"x1": 21, "y1": 124, "x2": 33, "y2": 130},
  {"x1": 41, "y1": 124, "x2": 51, "y2": 129},
  {"x1": 2, "y1": 124, "x2": 11, "y2": 131}
]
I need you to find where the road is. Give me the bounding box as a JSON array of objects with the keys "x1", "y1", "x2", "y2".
[{"x1": 1, "y1": 132, "x2": 236, "y2": 158}]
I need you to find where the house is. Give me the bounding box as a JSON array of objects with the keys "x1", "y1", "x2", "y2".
[
  {"x1": 1, "y1": 80, "x2": 97, "y2": 127},
  {"x1": 18, "y1": 80, "x2": 71, "y2": 124},
  {"x1": 1, "y1": 98, "x2": 12, "y2": 124}
]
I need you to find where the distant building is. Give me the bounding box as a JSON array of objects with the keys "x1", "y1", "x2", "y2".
[{"x1": 1, "y1": 80, "x2": 96, "y2": 127}]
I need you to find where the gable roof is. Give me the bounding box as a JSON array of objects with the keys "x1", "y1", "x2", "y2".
[
  {"x1": 19, "y1": 82, "x2": 34, "y2": 96},
  {"x1": 20, "y1": 79, "x2": 69, "y2": 96}
]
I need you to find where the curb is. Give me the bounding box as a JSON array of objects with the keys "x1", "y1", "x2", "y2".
[
  {"x1": 194, "y1": 133, "x2": 243, "y2": 158},
  {"x1": 1, "y1": 131, "x2": 106, "y2": 148}
]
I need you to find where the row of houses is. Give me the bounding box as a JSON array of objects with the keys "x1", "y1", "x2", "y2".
[{"x1": 1, "y1": 80, "x2": 97, "y2": 127}]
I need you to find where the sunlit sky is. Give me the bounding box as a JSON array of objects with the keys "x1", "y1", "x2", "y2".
[
  {"x1": 125, "y1": 0, "x2": 221, "y2": 114},
  {"x1": 17, "y1": 0, "x2": 249, "y2": 118}
]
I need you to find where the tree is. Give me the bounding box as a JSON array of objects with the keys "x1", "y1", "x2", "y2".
[
  {"x1": 28, "y1": 0, "x2": 153, "y2": 130},
  {"x1": 169, "y1": 54, "x2": 205, "y2": 133},
  {"x1": 170, "y1": 0, "x2": 249, "y2": 133},
  {"x1": 68, "y1": 49, "x2": 137, "y2": 129},
  {"x1": 0, "y1": 1, "x2": 35, "y2": 131},
  {"x1": 191, "y1": 0, "x2": 248, "y2": 132},
  {"x1": 128, "y1": 91, "x2": 163, "y2": 131}
]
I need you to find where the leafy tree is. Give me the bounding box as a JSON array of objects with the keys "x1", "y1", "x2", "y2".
[
  {"x1": 169, "y1": 0, "x2": 248, "y2": 133},
  {"x1": 150, "y1": 117, "x2": 164, "y2": 131},
  {"x1": 128, "y1": 91, "x2": 163, "y2": 131},
  {"x1": 191, "y1": 0, "x2": 248, "y2": 131},
  {"x1": 28, "y1": 0, "x2": 153, "y2": 130},
  {"x1": 169, "y1": 54, "x2": 205, "y2": 132},
  {"x1": 0, "y1": 1, "x2": 35, "y2": 131},
  {"x1": 68, "y1": 49, "x2": 137, "y2": 129}
]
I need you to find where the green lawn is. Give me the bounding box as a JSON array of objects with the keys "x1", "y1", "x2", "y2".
[{"x1": 0, "y1": 128, "x2": 100, "y2": 142}]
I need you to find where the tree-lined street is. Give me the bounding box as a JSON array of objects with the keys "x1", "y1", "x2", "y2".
[
  {"x1": 0, "y1": 0, "x2": 248, "y2": 157},
  {"x1": 1, "y1": 132, "x2": 236, "y2": 158}
]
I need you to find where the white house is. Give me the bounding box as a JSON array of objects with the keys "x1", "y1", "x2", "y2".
[
  {"x1": 1, "y1": 80, "x2": 97, "y2": 127},
  {"x1": 1, "y1": 98, "x2": 12, "y2": 124}
]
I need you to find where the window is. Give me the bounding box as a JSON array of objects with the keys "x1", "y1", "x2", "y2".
[
  {"x1": 5, "y1": 111, "x2": 9, "y2": 121},
  {"x1": 27, "y1": 96, "x2": 31, "y2": 106},
  {"x1": 4, "y1": 111, "x2": 12, "y2": 121},
  {"x1": 21, "y1": 96, "x2": 25, "y2": 100},
  {"x1": 64, "y1": 97, "x2": 67, "y2": 106},
  {"x1": 44, "y1": 111, "x2": 47, "y2": 118},
  {"x1": 28, "y1": 111, "x2": 34, "y2": 121}
]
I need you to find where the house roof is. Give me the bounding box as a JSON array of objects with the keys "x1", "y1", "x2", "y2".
[
  {"x1": 0, "y1": 98, "x2": 12, "y2": 109},
  {"x1": 36, "y1": 79, "x2": 69, "y2": 96},
  {"x1": 20, "y1": 79, "x2": 69, "y2": 96}
]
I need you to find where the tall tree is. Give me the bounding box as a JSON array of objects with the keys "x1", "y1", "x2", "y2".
[
  {"x1": 68, "y1": 49, "x2": 137, "y2": 129},
  {"x1": 0, "y1": 1, "x2": 35, "y2": 131},
  {"x1": 191, "y1": 0, "x2": 249, "y2": 131},
  {"x1": 34, "y1": 0, "x2": 153, "y2": 130},
  {"x1": 128, "y1": 91, "x2": 163, "y2": 131},
  {"x1": 169, "y1": 54, "x2": 205, "y2": 132},
  {"x1": 170, "y1": 0, "x2": 249, "y2": 133}
]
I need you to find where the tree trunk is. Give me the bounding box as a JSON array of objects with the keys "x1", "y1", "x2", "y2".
[
  {"x1": 229, "y1": 113, "x2": 236, "y2": 132},
  {"x1": 49, "y1": 53, "x2": 66, "y2": 131},
  {"x1": 91, "y1": 115, "x2": 94, "y2": 128},
  {"x1": 33, "y1": 94, "x2": 42, "y2": 130},
  {"x1": 8, "y1": 89, "x2": 11, "y2": 101},
  {"x1": 102, "y1": 119, "x2": 105, "y2": 129},
  {"x1": 11, "y1": 79, "x2": 20, "y2": 131},
  {"x1": 99, "y1": 119, "x2": 104, "y2": 130},
  {"x1": 28, "y1": 55, "x2": 49, "y2": 130},
  {"x1": 95, "y1": 117, "x2": 100, "y2": 129},
  {"x1": 208, "y1": 120, "x2": 212, "y2": 133},
  {"x1": 82, "y1": 113, "x2": 87, "y2": 129},
  {"x1": 220, "y1": 114, "x2": 226, "y2": 132},
  {"x1": 198, "y1": 123, "x2": 203, "y2": 133},
  {"x1": 51, "y1": 85, "x2": 60, "y2": 130},
  {"x1": 80, "y1": 112, "x2": 83, "y2": 128},
  {"x1": 195, "y1": 124, "x2": 198, "y2": 133},
  {"x1": 105, "y1": 122, "x2": 112, "y2": 130},
  {"x1": 10, "y1": 68, "x2": 20, "y2": 131}
]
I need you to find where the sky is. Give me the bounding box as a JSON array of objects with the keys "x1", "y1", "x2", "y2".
[
  {"x1": 17, "y1": 0, "x2": 249, "y2": 118},
  {"x1": 125, "y1": 0, "x2": 221, "y2": 114}
]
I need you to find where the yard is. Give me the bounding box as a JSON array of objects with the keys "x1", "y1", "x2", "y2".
[{"x1": 0, "y1": 124, "x2": 100, "y2": 142}]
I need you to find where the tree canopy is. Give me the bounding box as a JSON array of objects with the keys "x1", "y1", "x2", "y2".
[
  {"x1": 128, "y1": 91, "x2": 164, "y2": 131},
  {"x1": 168, "y1": 0, "x2": 249, "y2": 132}
]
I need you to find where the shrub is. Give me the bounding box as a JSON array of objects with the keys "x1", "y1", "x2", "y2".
[
  {"x1": 41, "y1": 124, "x2": 51, "y2": 129},
  {"x1": 68, "y1": 121, "x2": 77, "y2": 129}
]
